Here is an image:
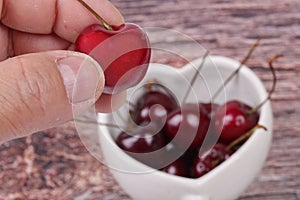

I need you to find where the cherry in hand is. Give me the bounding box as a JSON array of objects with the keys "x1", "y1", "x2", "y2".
[{"x1": 75, "y1": 0, "x2": 151, "y2": 94}]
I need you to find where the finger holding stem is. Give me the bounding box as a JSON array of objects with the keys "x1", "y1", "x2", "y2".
[{"x1": 76, "y1": 0, "x2": 113, "y2": 30}]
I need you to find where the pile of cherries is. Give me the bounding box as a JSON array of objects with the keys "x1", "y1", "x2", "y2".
[{"x1": 116, "y1": 82, "x2": 261, "y2": 178}]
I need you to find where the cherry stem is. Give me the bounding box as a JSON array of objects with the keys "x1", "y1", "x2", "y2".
[
  {"x1": 211, "y1": 39, "x2": 261, "y2": 102},
  {"x1": 248, "y1": 54, "x2": 283, "y2": 114},
  {"x1": 145, "y1": 80, "x2": 156, "y2": 91},
  {"x1": 212, "y1": 159, "x2": 221, "y2": 168},
  {"x1": 76, "y1": 0, "x2": 113, "y2": 30},
  {"x1": 182, "y1": 51, "x2": 210, "y2": 104},
  {"x1": 209, "y1": 124, "x2": 266, "y2": 170},
  {"x1": 226, "y1": 124, "x2": 267, "y2": 151}
]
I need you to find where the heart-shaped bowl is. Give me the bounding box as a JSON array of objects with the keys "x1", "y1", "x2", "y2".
[{"x1": 97, "y1": 55, "x2": 273, "y2": 200}]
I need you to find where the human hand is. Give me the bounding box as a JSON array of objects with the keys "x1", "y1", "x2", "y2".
[{"x1": 0, "y1": 0, "x2": 125, "y2": 142}]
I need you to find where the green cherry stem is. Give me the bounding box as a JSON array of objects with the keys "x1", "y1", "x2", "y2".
[
  {"x1": 76, "y1": 0, "x2": 113, "y2": 30},
  {"x1": 248, "y1": 54, "x2": 283, "y2": 114},
  {"x1": 226, "y1": 124, "x2": 267, "y2": 151},
  {"x1": 211, "y1": 39, "x2": 261, "y2": 102},
  {"x1": 210, "y1": 124, "x2": 266, "y2": 168}
]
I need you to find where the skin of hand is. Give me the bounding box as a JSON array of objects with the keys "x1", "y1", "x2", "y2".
[{"x1": 0, "y1": 0, "x2": 126, "y2": 142}]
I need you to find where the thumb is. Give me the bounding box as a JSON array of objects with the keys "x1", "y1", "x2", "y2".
[{"x1": 0, "y1": 51, "x2": 104, "y2": 142}]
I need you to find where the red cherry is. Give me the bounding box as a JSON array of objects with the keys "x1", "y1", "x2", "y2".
[
  {"x1": 163, "y1": 103, "x2": 210, "y2": 150},
  {"x1": 116, "y1": 125, "x2": 167, "y2": 168},
  {"x1": 192, "y1": 158, "x2": 214, "y2": 178},
  {"x1": 161, "y1": 157, "x2": 189, "y2": 177},
  {"x1": 198, "y1": 102, "x2": 220, "y2": 147},
  {"x1": 133, "y1": 90, "x2": 179, "y2": 125},
  {"x1": 192, "y1": 124, "x2": 265, "y2": 178},
  {"x1": 200, "y1": 102, "x2": 219, "y2": 119},
  {"x1": 192, "y1": 143, "x2": 233, "y2": 178},
  {"x1": 75, "y1": 23, "x2": 151, "y2": 94},
  {"x1": 116, "y1": 126, "x2": 166, "y2": 154},
  {"x1": 158, "y1": 143, "x2": 196, "y2": 178},
  {"x1": 213, "y1": 100, "x2": 259, "y2": 143}
]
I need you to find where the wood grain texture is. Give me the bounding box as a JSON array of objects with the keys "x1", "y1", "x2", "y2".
[{"x1": 0, "y1": 0, "x2": 299, "y2": 199}]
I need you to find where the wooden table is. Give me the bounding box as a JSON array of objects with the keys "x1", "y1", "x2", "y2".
[{"x1": 0, "y1": 0, "x2": 299, "y2": 199}]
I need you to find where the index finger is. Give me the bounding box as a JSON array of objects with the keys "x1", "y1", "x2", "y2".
[{"x1": 1, "y1": 0, "x2": 124, "y2": 42}]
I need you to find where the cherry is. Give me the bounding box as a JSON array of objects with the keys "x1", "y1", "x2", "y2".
[
  {"x1": 200, "y1": 102, "x2": 219, "y2": 119},
  {"x1": 196, "y1": 102, "x2": 220, "y2": 148},
  {"x1": 132, "y1": 86, "x2": 179, "y2": 125},
  {"x1": 192, "y1": 143, "x2": 233, "y2": 178},
  {"x1": 158, "y1": 143, "x2": 197, "y2": 178},
  {"x1": 161, "y1": 157, "x2": 189, "y2": 177},
  {"x1": 163, "y1": 103, "x2": 210, "y2": 150},
  {"x1": 212, "y1": 53, "x2": 281, "y2": 144},
  {"x1": 116, "y1": 125, "x2": 168, "y2": 168},
  {"x1": 192, "y1": 124, "x2": 266, "y2": 178},
  {"x1": 192, "y1": 158, "x2": 213, "y2": 178},
  {"x1": 205, "y1": 40, "x2": 262, "y2": 144},
  {"x1": 213, "y1": 100, "x2": 259, "y2": 143},
  {"x1": 75, "y1": 0, "x2": 151, "y2": 94},
  {"x1": 116, "y1": 126, "x2": 166, "y2": 153}
]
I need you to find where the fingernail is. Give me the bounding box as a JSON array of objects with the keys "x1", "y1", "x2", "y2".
[{"x1": 56, "y1": 53, "x2": 104, "y2": 104}]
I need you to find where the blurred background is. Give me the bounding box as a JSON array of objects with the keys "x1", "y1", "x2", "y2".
[{"x1": 0, "y1": 0, "x2": 299, "y2": 199}]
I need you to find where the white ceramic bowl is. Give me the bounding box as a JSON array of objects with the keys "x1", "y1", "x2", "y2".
[{"x1": 97, "y1": 56, "x2": 273, "y2": 200}]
